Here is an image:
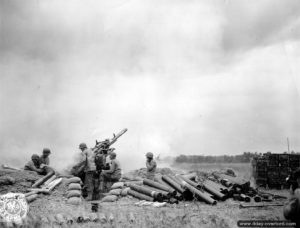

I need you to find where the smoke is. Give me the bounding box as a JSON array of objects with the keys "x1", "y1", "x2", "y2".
[
  {"x1": 0, "y1": 0, "x2": 300, "y2": 172},
  {"x1": 221, "y1": 0, "x2": 300, "y2": 53}
]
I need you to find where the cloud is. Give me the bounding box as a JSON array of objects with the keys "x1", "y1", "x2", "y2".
[
  {"x1": 0, "y1": 0, "x2": 300, "y2": 172},
  {"x1": 0, "y1": 0, "x2": 223, "y2": 76},
  {"x1": 221, "y1": 0, "x2": 300, "y2": 53}
]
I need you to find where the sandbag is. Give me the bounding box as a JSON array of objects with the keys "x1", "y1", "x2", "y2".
[
  {"x1": 101, "y1": 195, "x2": 118, "y2": 202},
  {"x1": 67, "y1": 190, "x2": 81, "y2": 198},
  {"x1": 108, "y1": 189, "x2": 122, "y2": 196},
  {"x1": 65, "y1": 177, "x2": 81, "y2": 185},
  {"x1": 111, "y1": 182, "x2": 124, "y2": 189},
  {"x1": 67, "y1": 197, "x2": 81, "y2": 205},
  {"x1": 121, "y1": 187, "x2": 130, "y2": 196},
  {"x1": 68, "y1": 183, "x2": 81, "y2": 191}
]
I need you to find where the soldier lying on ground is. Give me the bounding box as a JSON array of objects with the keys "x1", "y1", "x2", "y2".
[
  {"x1": 24, "y1": 154, "x2": 49, "y2": 175},
  {"x1": 284, "y1": 168, "x2": 300, "y2": 227},
  {"x1": 102, "y1": 152, "x2": 121, "y2": 182}
]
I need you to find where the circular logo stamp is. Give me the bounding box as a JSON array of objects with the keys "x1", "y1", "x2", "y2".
[{"x1": 0, "y1": 193, "x2": 28, "y2": 225}]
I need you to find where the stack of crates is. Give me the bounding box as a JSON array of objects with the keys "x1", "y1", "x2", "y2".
[
  {"x1": 279, "y1": 154, "x2": 290, "y2": 188},
  {"x1": 252, "y1": 156, "x2": 268, "y2": 187},
  {"x1": 252, "y1": 153, "x2": 300, "y2": 189},
  {"x1": 289, "y1": 154, "x2": 300, "y2": 172}
]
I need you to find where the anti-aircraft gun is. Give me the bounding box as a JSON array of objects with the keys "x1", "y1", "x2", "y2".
[
  {"x1": 93, "y1": 128, "x2": 128, "y2": 171},
  {"x1": 71, "y1": 128, "x2": 128, "y2": 177},
  {"x1": 93, "y1": 128, "x2": 128, "y2": 154}
]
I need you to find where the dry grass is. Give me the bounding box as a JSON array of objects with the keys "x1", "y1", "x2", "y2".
[{"x1": 0, "y1": 163, "x2": 288, "y2": 228}]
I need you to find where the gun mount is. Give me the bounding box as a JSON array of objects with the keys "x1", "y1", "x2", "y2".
[{"x1": 93, "y1": 128, "x2": 128, "y2": 154}]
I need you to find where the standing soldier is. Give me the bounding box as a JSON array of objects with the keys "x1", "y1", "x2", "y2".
[
  {"x1": 40, "y1": 148, "x2": 51, "y2": 165},
  {"x1": 79, "y1": 143, "x2": 97, "y2": 201},
  {"x1": 146, "y1": 152, "x2": 157, "y2": 180},
  {"x1": 94, "y1": 149, "x2": 109, "y2": 198}
]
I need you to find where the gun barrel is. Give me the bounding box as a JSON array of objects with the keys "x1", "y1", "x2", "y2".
[{"x1": 109, "y1": 128, "x2": 128, "y2": 146}]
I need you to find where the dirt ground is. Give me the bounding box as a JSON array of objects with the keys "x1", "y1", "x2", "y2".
[{"x1": 0, "y1": 163, "x2": 290, "y2": 228}]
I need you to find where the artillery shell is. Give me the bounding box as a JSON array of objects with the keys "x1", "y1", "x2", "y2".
[
  {"x1": 26, "y1": 193, "x2": 38, "y2": 203},
  {"x1": 77, "y1": 215, "x2": 84, "y2": 223},
  {"x1": 65, "y1": 214, "x2": 74, "y2": 224},
  {"x1": 108, "y1": 213, "x2": 114, "y2": 223},
  {"x1": 129, "y1": 212, "x2": 135, "y2": 223},
  {"x1": 98, "y1": 213, "x2": 107, "y2": 223},
  {"x1": 82, "y1": 214, "x2": 91, "y2": 222},
  {"x1": 55, "y1": 214, "x2": 65, "y2": 225},
  {"x1": 89, "y1": 213, "x2": 99, "y2": 222},
  {"x1": 254, "y1": 195, "x2": 262, "y2": 202}
]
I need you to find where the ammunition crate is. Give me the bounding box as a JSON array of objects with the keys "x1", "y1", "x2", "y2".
[
  {"x1": 252, "y1": 153, "x2": 300, "y2": 189},
  {"x1": 255, "y1": 178, "x2": 267, "y2": 187}
]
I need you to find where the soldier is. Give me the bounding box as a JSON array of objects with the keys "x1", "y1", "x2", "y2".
[
  {"x1": 79, "y1": 142, "x2": 97, "y2": 201},
  {"x1": 146, "y1": 152, "x2": 157, "y2": 180},
  {"x1": 40, "y1": 148, "x2": 51, "y2": 165},
  {"x1": 94, "y1": 149, "x2": 109, "y2": 198},
  {"x1": 102, "y1": 152, "x2": 121, "y2": 182},
  {"x1": 24, "y1": 154, "x2": 47, "y2": 175},
  {"x1": 284, "y1": 168, "x2": 300, "y2": 226}
]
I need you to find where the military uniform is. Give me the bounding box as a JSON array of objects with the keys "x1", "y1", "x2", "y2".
[
  {"x1": 80, "y1": 146, "x2": 97, "y2": 201},
  {"x1": 145, "y1": 152, "x2": 157, "y2": 180},
  {"x1": 94, "y1": 152, "x2": 107, "y2": 198},
  {"x1": 146, "y1": 159, "x2": 157, "y2": 180},
  {"x1": 24, "y1": 160, "x2": 47, "y2": 175},
  {"x1": 102, "y1": 159, "x2": 121, "y2": 182},
  {"x1": 284, "y1": 189, "x2": 300, "y2": 227},
  {"x1": 284, "y1": 169, "x2": 300, "y2": 227},
  {"x1": 40, "y1": 156, "x2": 50, "y2": 165},
  {"x1": 40, "y1": 148, "x2": 51, "y2": 165}
]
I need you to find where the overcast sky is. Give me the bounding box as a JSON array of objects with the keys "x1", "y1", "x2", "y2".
[{"x1": 0, "y1": 0, "x2": 300, "y2": 171}]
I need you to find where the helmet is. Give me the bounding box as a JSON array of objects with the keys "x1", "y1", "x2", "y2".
[
  {"x1": 31, "y1": 154, "x2": 40, "y2": 161},
  {"x1": 43, "y1": 148, "x2": 51, "y2": 154},
  {"x1": 146, "y1": 152, "x2": 153, "y2": 159},
  {"x1": 110, "y1": 152, "x2": 116, "y2": 159},
  {"x1": 79, "y1": 143, "x2": 87, "y2": 150}
]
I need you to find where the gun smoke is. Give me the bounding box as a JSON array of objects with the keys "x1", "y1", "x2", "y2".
[{"x1": 0, "y1": 0, "x2": 300, "y2": 172}]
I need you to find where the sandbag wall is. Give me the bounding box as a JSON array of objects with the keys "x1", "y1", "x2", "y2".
[{"x1": 65, "y1": 177, "x2": 82, "y2": 205}]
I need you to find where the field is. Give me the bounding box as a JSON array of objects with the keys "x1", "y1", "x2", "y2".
[
  {"x1": 1, "y1": 163, "x2": 290, "y2": 228},
  {"x1": 172, "y1": 162, "x2": 254, "y2": 181}
]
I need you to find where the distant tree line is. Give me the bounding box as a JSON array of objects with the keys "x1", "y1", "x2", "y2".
[{"x1": 174, "y1": 152, "x2": 257, "y2": 163}]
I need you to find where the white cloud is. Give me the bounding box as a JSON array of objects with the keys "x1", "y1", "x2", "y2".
[{"x1": 0, "y1": 0, "x2": 300, "y2": 172}]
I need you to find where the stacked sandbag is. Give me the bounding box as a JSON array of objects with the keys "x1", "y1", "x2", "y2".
[
  {"x1": 102, "y1": 181, "x2": 126, "y2": 202},
  {"x1": 107, "y1": 181, "x2": 140, "y2": 198},
  {"x1": 107, "y1": 181, "x2": 127, "y2": 197},
  {"x1": 65, "y1": 177, "x2": 82, "y2": 205},
  {"x1": 101, "y1": 195, "x2": 118, "y2": 202},
  {"x1": 108, "y1": 188, "x2": 122, "y2": 196},
  {"x1": 110, "y1": 182, "x2": 124, "y2": 189}
]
